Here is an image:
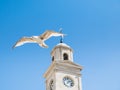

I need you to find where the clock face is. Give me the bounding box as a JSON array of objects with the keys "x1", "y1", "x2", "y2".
[
  {"x1": 50, "y1": 80, "x2": 54, "y2": 90},
  {"x1": 63, "y1": 77, "x2": 74, "y2": 88}
]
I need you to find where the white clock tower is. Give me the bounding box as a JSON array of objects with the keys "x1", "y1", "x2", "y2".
[{"x1": 44, "y1": 42, "x2": 83, "y2": 90}]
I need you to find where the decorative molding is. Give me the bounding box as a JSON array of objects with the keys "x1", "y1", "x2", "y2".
[{"x1": 44, "y1": 61, "x2": 83, "y2": 78}]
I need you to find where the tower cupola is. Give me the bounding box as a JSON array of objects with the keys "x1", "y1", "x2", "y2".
[{"x1": 51, "y1": 43, "x2": 73, "y2": 62}]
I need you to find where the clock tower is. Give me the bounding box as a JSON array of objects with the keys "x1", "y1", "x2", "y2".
[{"x1": 44, "y1": 43, "x2": 83, "y2": 90}]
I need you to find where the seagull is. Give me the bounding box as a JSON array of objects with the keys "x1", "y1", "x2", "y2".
[{"x1": 13, "y1": 30, "x2": 65, "y2": 49}]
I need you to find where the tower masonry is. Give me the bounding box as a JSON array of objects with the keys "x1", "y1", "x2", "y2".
[{"x1": 44, "y1": 43, "x2": 83, "y2": 90}]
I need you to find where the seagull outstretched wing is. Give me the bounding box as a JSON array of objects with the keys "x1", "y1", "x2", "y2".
[
  {"x1": 40, "y1": 30, "x2": 64, "y2": 41},
  {"x1": 13, "y1": 36, "x2": 38, "y2": 49}
]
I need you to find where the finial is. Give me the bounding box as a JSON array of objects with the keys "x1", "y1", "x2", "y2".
[{"x1": 59, "y1": 28, "x2": 63, "y2": 43}]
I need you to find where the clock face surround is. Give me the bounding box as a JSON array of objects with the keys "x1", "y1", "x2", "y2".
[{"x1": 63, "y1": 76, "x2": 74, "y2": 88}]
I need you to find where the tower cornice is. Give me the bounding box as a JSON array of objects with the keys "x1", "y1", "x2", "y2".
[{"x1": 43, "y1": 61, "x2": 83, "y2": 79}]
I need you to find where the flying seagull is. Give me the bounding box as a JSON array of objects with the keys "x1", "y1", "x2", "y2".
[{"x1": 13, "y1": 30, "x2": 65, "y2": 49}]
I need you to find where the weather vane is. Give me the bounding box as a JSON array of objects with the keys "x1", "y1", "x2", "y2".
[
  {"x1": 59, "y1": 28, "x2": 64, "y2": 43},
  {"x1": 13, "y1": 30, "x2": 65, "y2": 49}
]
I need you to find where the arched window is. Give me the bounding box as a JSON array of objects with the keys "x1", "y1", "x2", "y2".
[
  {"x1": 63, "y1": 53, "x2": 68, "y2": 60},
  {"x1": 52, "y1": 56, "x2": 54, "y2": 61},
  {"x1": 49, "y1": 80, "x2": 54, "y2": 90}
]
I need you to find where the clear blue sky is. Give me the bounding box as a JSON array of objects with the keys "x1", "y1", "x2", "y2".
[{"x1": 0, "y1": 0, "x2": 120, "y2": 90}]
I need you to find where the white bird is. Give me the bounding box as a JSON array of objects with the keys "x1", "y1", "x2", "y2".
[{"x1": 13, "y1": 30, "x2": 65, "y2": 49}]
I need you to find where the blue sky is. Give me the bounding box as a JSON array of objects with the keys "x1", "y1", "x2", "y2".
[{"x1": 0, "y1": 0, "x2": 120, "y2": 90}]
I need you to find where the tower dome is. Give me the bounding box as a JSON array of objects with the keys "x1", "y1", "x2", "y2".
[{"x1": 51, "y1": 43, "x2": 73, "y2": 62}]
